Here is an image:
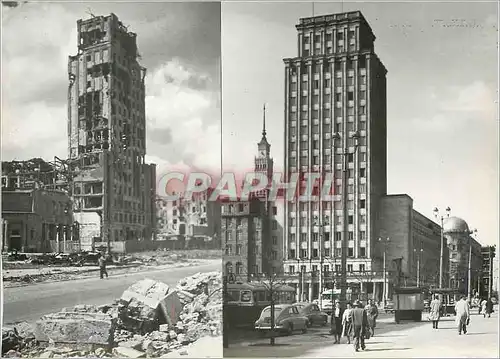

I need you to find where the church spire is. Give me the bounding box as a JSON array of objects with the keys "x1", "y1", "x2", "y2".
[{"x1": 262, "y1": 103, "x2": 267, "y2": 138}]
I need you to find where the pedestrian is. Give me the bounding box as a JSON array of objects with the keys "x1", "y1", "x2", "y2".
[
  {"x1": 98, "y1": 253, "x2": 108, "y2": 279},
  {"x1": 454, "y1": 295, "x2": 470, "y2": 335},
  {"x1": 342, "y1": 302, "x2": 353, "y2": 344},
  {"x1": 351, "y1": 300, "x2": 368, "y2": 352},
  {"x1": 429, "y1": 294, "x2": 441, "y2": 329},
  {"x1": 364, "y1": 299, "x2": 379, "y2": 337},
  {"x1": 485, "y1": 298, "x2": 494, "y2": 318},
  {"x1": 330, "y1": 300, "x2": 343, "y2": 344},
  {"x1": 480, "y1": 298, "x2": 487, "y2": 315}
]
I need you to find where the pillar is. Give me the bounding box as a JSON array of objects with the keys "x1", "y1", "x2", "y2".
[
  {"x1": 308, "y1": 281, "x2": 313, "y2": 302},
  {"x1": 296, "y1": 282, "x2": 301, "y2": 301},
  {"x1": 360, "y1": 281, "x2": 364, "y2": 301}
]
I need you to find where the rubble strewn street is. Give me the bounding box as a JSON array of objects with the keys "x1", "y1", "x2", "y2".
[
  {"x1": 1, "y1": 271, "x2": 222, "y2": 358},
  {"x1": 2, "y1": 250, "x2": 220, "y2": 288}
]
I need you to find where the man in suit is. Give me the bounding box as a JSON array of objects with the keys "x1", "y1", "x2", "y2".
[{"x1": 350, "y1": 300, "x2": 368, "y2": 352}]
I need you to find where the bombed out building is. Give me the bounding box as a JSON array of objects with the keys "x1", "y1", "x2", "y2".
[{"x1": 67, "y1": 13, "x2": 156, "y2": 251}]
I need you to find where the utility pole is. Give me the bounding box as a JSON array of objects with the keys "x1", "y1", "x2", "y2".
[
  {"x1": 414, "y1": 248, "x2": 423, "y2": 287},
  {"x1": 434, "y1": 207, "x2": 451, "y2": 289},
  {"x1": 379, "y1": 237, "x2": 390, "y2": 305}
]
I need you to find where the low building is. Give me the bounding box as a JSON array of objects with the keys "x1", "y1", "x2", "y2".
[
  {"x1": 377, "y1": 194, "x2": 450, "y2": 300},
  {"x1": 2, "y1": 188, "x2": 76, "y2": 253}
]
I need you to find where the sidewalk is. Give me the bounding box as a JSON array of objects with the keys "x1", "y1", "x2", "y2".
[{"x1": 304, "y1": 313, "x2": 499, "y2": 358}]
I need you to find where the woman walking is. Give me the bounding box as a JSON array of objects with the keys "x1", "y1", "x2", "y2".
[
  {"x1": 342, "y1": 302, "x2": 353, "y2": 344},
  {"x1": 330, "y1": 301, "x2": 343, "y2": 344},
  {"x1": 429, "y1": 295, "x2": 441, "y2": 329}
]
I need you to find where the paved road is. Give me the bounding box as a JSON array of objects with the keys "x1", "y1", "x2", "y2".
[
  {"x1": 2, "y1": 260, "x2": 220, "y2": 325},
  {"x1": 224, "y1": 311, "x2": 498, "y2": 357}
]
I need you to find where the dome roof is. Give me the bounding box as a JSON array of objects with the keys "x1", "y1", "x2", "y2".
[{"x1": 443, "y1": 216, "x2": 469, "y2": 234}]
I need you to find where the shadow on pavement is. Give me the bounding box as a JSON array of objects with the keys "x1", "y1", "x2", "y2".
[
  {"x1": 465, "y1": 332, "x2": 489, "y2": 335},
  {"x1": 249, "y1": 343, "x2": 298, "y2": 347}
]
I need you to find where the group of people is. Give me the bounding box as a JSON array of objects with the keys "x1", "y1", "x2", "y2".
[
  {"x1": 329, "y1": 299, "x2": 379, "y2": 352},
  {"x1": 428, "y1": 294, "x2": 495, "y2": 335}
]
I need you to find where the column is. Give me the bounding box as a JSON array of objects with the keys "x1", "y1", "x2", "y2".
[
  {"x1": 296, "y1": 283, "x2": 301, "y2": 301},
  {"x1": 360, "y1": 281, "x2": 364, "y2": 301},
  {"x1": 308, "y1": 281, "x2": 314, "y2": 302}
]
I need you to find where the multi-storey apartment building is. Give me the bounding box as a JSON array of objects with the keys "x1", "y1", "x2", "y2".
[
  {"x1": 443, "y1": 217, "x2": 482, "y2": 293},
  {"x1": 481, "y1": 245, "x2": 496, "y2": 298},
  {"x1": 222, "y1": 113, "x2": 282, "y2": 280},
  {"x1": 67, "y1": 14, "x2": 156, "y2": 251},
  {"x1": 282, "y1": 11, "x2": 387, "y2": 301}
]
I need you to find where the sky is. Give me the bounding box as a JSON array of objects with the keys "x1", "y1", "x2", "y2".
[
  {"x1": 1, "y1": 0, "x2": 221, "y2": 176},
  {"x1": 221, "y1": 0, "x2": 499, "y2": 247}
]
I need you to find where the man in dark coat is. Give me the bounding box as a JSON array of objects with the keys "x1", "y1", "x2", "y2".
[
  {"x1": 330, "y1": 300, "x2": 344, "y2": 343},
  {"x1": 365, "y1": 299, "x2": 379, "y2": 337},
  {"x1": 351, "y1": 300, "x2": 368, "y2": 352},
  {"x1": 485, "y1": 298, "x2": 494, "y2": 318}
]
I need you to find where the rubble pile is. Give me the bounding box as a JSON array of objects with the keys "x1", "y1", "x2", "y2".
[{"x1": 3, "y1": 272, "x2": 222, "y2": 358}]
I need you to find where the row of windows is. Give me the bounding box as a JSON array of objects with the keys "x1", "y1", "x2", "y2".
[
  {"x1": 290, "y1": 104, "x2": 367, "y2": 117},
  {"x1": 290, "y1": 58, "x2": 367, "y2": 76},
  {"x1": 289, "y1": 230, "x2": 368, "y2": 242},
  {"x1": 224, "y1": 245, "x2": 279, "y2": 259},
  {"x1": 288, "y1": 263, "x2": 367, "y2": 274},
  {"x1": 290, "y1": 75, "x2": 367, "y2": 90},
  {"x1": 289, "y1": 211, "x2": 367, "y2": 224},
  {"x1": 289, "y1": 247, "x2": 367, "y2": 259},
  {"x1": 289, "y1": 123, "x2": 367, "y2": 139},
  {"x1": 304, "y1": 29, "x2": 357, "y2": 45}
]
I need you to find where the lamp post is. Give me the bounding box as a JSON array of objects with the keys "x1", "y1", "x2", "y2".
[
  {"x1": 332, "y1": 130, "x2": 360, "y2": 303},
  {"x1": 414, "y1": 248, "x2": 423, "y2": 287},
  {"x1": 466, "y1": 228, "x2": 477, "y2": 301},
  {"x1": 379, "y1": 237, "x2": 390, "y2": 306},
  {"x1": 433, "y1": 206, "x2": 451, "y2": 289}
]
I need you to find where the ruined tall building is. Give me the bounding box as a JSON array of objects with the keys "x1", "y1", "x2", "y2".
[{"x1": 68, "y1": 13, "x2": 156, "y2": 251}]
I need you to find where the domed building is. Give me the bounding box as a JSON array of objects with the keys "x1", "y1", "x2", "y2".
[{"x1": 443, "y1": 216, "x2": 482, "y2": 293}]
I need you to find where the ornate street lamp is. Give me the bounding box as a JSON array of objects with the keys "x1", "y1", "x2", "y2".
[{"x1": 433, "y1": 206, "x2": 451, "y2": 289}]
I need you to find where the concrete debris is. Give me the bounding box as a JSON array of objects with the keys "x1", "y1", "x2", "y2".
[
  {"x1": 112, "y1": 346, "x2": 146, "y2": 358},
  {"x1": 34, "y1": 312, "x2": 116, "y2": 345},
  {"x1": 11, "y1": 271, "x2": 222, "y2": 358}
]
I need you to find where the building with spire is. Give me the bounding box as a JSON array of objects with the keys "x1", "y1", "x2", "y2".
[{"x1": 222, "y1": 105, "x2": 282, "y2": 281}]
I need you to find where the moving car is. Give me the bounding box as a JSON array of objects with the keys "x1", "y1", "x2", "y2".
[
  {"x1": 254, "y1": 304, "x2": 308, "y2": 335},
  {"x1": 293, "y1": 302, "x2": 328, "y2": 327}
]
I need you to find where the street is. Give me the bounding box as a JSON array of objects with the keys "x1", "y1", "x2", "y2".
[
  {"x1": 224, "y1": 310, "x2": 499, "y2": 358},
  {"x1": 2, "y1": 259, "x2": 221, "y2": 325}
]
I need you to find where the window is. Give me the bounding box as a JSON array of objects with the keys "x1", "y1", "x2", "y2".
[
  {"x1": 347, "y1": 77, "x2": 354, "y2": 86},
  {"x1": 348, "y1": 169, "x2": 354, "y2": 178},
  {"x1": 360, "y1": 76, "x2": 366, "y2": 85},
  {"x1": 289, "y1": 249, "x2": 296, "y2": 259},
  {"x1": 313, "y1": 233, "x2": 319, "y2": 242},
  {"x1": 324, "y1": 232, "x2": 330, "y2": 241},
  {"x1": 314, "y1": 80, "x2": 320, "y2": 89},
  {"x1": 348, "y1": 91, "x2": 354, "y2": 101},
  {"x1": 359, "y1": 91, "x2": 366, "y2": 100},
  {"x1": 359, "y1": 106, "x2": 366, "y2": 115},
  {"x1": 360, "y1": 215, "x2": 366, "y2": 224},
  {"x1": 272, "y1": 220, "x2": 277, "y2": 230},
  {"x1": 324, "y1": 78, "x2": 331, "y2": 88},
  {"x1": 348, "y1": 232, "x2": 354, "y2": 240},
  {"x1": 360, "y1": 199, "x2": 366, "y2": 209},
  {"x1": 289, "y1": 265, "x2": 295, "y2": 274},
  {"x1": 348, "y1": 215, "x2": 354, "y2": 225},
  {"x1": 301, "y1": 233, "x2": 307, "y2": 241},
  {"x1": 313, "y1": 249, "x2": 319, "y2": 258},
  {"x1": 236, "y1": 244, "x2": 242, "y2": 255},
  {"x1": 300, "y1": 249, "x2": 308, "y2": 258},
  {"x1": 272, "y1": 236, "x2": 278, "y2": 245},
  {"x1": 359, "y1": 264, "x2": 366, "y2": 272},
  {"x1": 359, "y1": 184, "x2": 366, "y2": 193},
  {"x1": 324, "y1": 248, "x2": 331, "y2": 257},
  {"x1": 335, "y1": 93, "x2": 341, "y2": 102},
  {"x1": 348, "y1": 153, "x2": 354, "y2": 162},
  {"x1": 347, "y1": 264, "x2": 353, "y2": 272},
  {"x1": 272, "y1": 251, "x2": 278, "y2": 260},
  {"x1": 359, "y1": 231, "x2": 366, "y2": 240},
  {"x1": 323, "y1": 265, "x2": 329, "y2": 274},
  {"x1": 359, "y1": 247, "x2": 366, "y2": 257},
  {"x1": 337, "y1": 32, "x2": 344, "y2": 40},
  {"x1": 304, "y1": 36, "x2": 310, "y2": 44},
  {"x1": 335, "y1": 264, "x2": 341, "y2": 272},
  {"x1": 360, "y1": 168, "x2": 366, "y2": 177}
]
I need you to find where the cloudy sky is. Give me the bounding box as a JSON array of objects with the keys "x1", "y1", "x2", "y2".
[
  {"x1": 1, "y1": 0, "x2": 221, "y2": 176},
  {"x1": 222, "y1": 1, "x2": 499, "y2": 246}
]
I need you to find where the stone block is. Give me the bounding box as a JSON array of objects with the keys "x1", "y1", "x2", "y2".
[
  {"x1": 121, "y1": 279, "x2": 170, "y2": 309},
  {"x1": 34, "y1": 312, "x2": 115, "y2": 346},
  {"x1": 112, "y1": 346, "x2": 146, "y2": 358},
  {"x1": 159, "y1": 324, "x2": 170, "y2": 332},
  {"x1": 159, "y1": 290, "x2": 183, "y2": 326}
]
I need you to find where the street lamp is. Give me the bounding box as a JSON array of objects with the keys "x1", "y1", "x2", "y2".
[
  {"x1": 433, "y1": 206, "x2": 451, "y2": 289},
  {"x1": 332, "y1": 130, "x2": 360, "y2": 303},
  {"x1": 414, "y1": 248, "x2": 423, "y2": 287},
  {"x1": 379, "y1": 237, "x2": 390, "y2": 306},
  {"x1": 466, "y1": 228, "x2": 477, "y2": 301}
]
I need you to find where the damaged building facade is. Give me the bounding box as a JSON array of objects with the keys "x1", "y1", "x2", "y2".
[
  {"x1": 67, "y1": 14, "x2": 156, "y2": 251},
  {"x1": 156, "y1": 189, "x2": 221, "y2": 249}
]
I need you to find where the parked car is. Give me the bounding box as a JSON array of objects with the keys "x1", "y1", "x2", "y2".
[
  {"x1": 254, "y1": 304, "x2": 308, "y2": 335},
  {"x1": 384, "y1": 300, "x2": 395, "y2": 313},
  {"x1": 293, "y1": 302, "x2": 328, "y2": 327}
]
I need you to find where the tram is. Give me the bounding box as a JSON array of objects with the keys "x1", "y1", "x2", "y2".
[{"x1": 225, "y1": 281, "x2": 297, "y2": 328}]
